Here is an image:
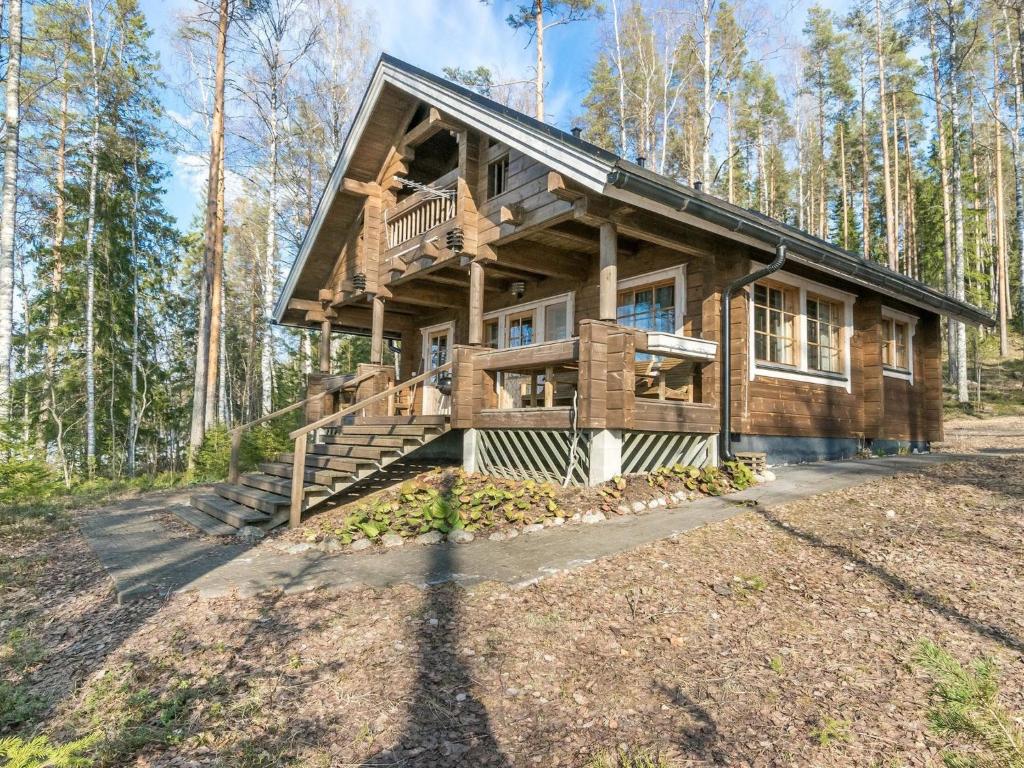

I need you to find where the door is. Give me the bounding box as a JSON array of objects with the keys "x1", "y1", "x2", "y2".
[{"x1": 421, "y1": 322, "x2": 453, "y2": 415}]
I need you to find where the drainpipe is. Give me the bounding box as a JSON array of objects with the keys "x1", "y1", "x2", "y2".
[{"x1": 719, "y1": 243, "x2": 787, "y2": 462}]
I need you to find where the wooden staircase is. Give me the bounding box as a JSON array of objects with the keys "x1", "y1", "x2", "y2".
[{"x1": 186, "y1": 415, "x2": 450, "y2": 534}]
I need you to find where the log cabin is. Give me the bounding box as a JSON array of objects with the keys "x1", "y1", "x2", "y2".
[{"x1": 187, "y1": 54, "x2": 992, "y2": 533}]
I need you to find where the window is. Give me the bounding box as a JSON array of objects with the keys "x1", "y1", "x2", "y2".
[
  {"x1": 544, "y1": 300, "x2": 569, "y2": 341},
  {"x1": 617, "y1": 281, "x2": 676, "y2": 333},
  {"x1": 806, "y1": 295, "x2": 842, "y2": 373},
  {"x1": 484, "y1": 319, "x2": 499, "y2": 349},
  {"x1": 487, "y1": 154, "x2": 509, "y2": 199},
  {"x1": 482, "y1": 292, "x2": 574, "y2": 350},
  {"x1": 753, "y1": 282, "x2": 798, "y2": 366},
  {"x1": 506, "y1": 310, "x2": 535, "y2": 348},
  {"x1": 880, "y1": 313, "x2": 913, "y2": 370},
  {"x1": 749, "y1": 272, "x2": 855, "y2": 390}
]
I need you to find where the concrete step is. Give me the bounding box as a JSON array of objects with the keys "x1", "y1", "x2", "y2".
[
  {"x1": 191, "y1": 493, "x2": 270, "y2": 529},
  {"x1": 172, "y1": 504, "x2": 237, "y2": 536},
  {"x1": 212, "y1": 483, "x2": 290, "y2": 516}
]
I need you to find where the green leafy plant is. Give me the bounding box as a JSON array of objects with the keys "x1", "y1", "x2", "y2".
[
  {"x1": 913, "y1": 639, "x2": 1024, "y2": 768},
  {"x1": 587, "y1": 746, "x2": 672, "y2": 768},
  {"x1": 723, "y1": 460, "x2": 756, "y2": 490},
  {"x1": 0, "y1": 681, "x2": 46, "y2": 731},
  {"x1": 0, "y1": 734, "x2": 97, "y2": 768}
]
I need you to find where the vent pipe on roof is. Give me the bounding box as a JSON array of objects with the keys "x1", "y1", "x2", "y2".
[
  {"x1": 636, "y1": 156, "x2": 646, "y2": 168},
  {"x1": 571, "y1": 126, "x2": 582, "y2": 138},
  {"x1": 693, "y1": 179, "x2": 703, "y2": 192},
  {"x1": 719, "y1": 243, "x2": 787, "y2": 463}
]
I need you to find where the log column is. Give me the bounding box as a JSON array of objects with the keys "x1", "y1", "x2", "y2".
[
  {"x1": 599, "y1": 222, "x2": 618, "y2": 321},
  {"x1": 319, "y1": 318, "x2": 332, "y2": 374},
  {"x1": 370, "y1": 295, "x2": 385, "y2": 364},
  {"x1": 468, "y1": 260, "x2": 485, "y2": 345}
]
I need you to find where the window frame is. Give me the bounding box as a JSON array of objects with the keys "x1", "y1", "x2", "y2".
[
  {"x1": 615, "y1": 266, "x2": 686, "y2": 335},
  {"x1": 881, "y1": 306, "x2": 917, "y2": 383},
  {"x1": 747, "y1": 271, "x2": 855, "y2": 392},
  {"x1": 481, "y1": 291, "x2": 575, "y2": 350},
  {"x1": 486, "y1": 153, "x2": 510, "y2": 200}
]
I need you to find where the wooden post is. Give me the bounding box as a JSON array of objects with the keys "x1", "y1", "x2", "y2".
[
  {"x1": 319, "y1": 318, "x2": 332, "y2": 374},
  {"x1": 290, "y1": 433, "x2": 306, "y2": 528},
  {"x1": 468, "y1": 260, "x2": 484, "y2": 345},
  {"x1": 370, "y1": 296, "x2": 385, "y2": 364},
  {"x1": 599, "y1": 222, "x2": 618, "y2": 321},
  {"x1": 228, "y1": 428, "x2": 242, "y2": 484},
  {"x1": 544, "y1": 366, "x2": 554, "y2": 407}
]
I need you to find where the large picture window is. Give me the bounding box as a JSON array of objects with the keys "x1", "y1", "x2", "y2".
[
  {"x1": 749, "y1": 272, "x2": 854, "y2": 390},
  {"x1": 616, "y1": 266, "x2": 686, "y2": 335}
]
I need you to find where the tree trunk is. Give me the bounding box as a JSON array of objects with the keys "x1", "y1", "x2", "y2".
[
  {"x1": 947, "y1": 4, "x2": 969, "y2": 404},
  {"x1": 261, "y1": 87, "x2": 281, "y2": 416},
  {"x1": 535, "y1": 0, "x2": 544, "y2": 121},
  {"x1": 701, "y1": 0, "x2": 713, "y2": 186},
  {"x1": 189, "y1": 0, "x2": 228, "y2": 468},
  {"x1": 611, "y1": 0, "x2": 626, "y2": 152},
  {"x1": 85, "y1": 0, "x2": 101, "y2": 475},
  {"x1": 859, "y1": 50, "x2": 871, "y2": 259},
  {"x1": 0, "y1": 0, "x2": 21, "y2": 422},
  {"x1": 875, "y1": 0, "x2": 898, "y2": 269},
  {"x1": 127, "y1": 146, "x2": 141, "y2": 477},
  {"x1": 840, "y1": 122, "x2": 849, "y2": 249},
  {"x1": 205, "y1": 136, "x2": 225, "y2": 426},
  {"x1": 45, "y1": 62, "x2": 68, "y2": 445},
  {"x1": 994, "y1": 46, "x2": 1010, "y2": 356}
]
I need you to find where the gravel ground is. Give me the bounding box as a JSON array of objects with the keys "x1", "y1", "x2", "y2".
[{"x1": 4, "y1": 421, "x2": 1023, "y2": 767}]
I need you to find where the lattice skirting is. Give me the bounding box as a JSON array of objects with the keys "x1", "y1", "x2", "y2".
[
  {"x1": 476, "y1": 429, "x2": 591, "y2": 485},
  {"x1": 621, "y1": 432, "x2": 713, "y2": 474}
]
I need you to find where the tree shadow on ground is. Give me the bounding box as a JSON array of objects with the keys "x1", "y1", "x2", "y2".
[
  {"x1": 754, "y1": 504, "x2": 1024, "y2": 655},
  {"x1": 362, "y1": 544, "x2": 512, "y2": 767},
  {"x1": 654, "y1": 682, "x2": 728, "y2": 765}
]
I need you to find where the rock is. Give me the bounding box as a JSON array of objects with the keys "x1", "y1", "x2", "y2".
[
  {"x1": 647, "y1": 498, "x2": 663, "y2": 509},
  {"x1": 571, "y1": 512, "x2": 583, "y2": 521},
  {"x1": 712, "y1": 582, "x2": 733, "y2": 596},
  {"x1": 884, "y1": 509, "x2": 897, "y2": 519},
  {"x1": 448, "y1": 529, "x2": 475, "y2": 544},
  {"x1": 349, "y1": 538, "x2": 372, "y2": 552},
  {"x1": 581, "y1": 511, "x2": 606, "y2": 525},
  {"x1": 522, "y1": 523, "x2": 545, "y2": 534},
  {"x1": 415, "y1": 531, "x2": 444, "y2": 545},
  {"x1": 631, "y1": 501, "x2": 647, "y2": 514},
  {"x1": 761, "y1": 470, "x2": 777, "y2": 482},
  {"x1": 504, "y1": 528, "x2": 520, "y2": 540},
  {"x1": 616, "y1": 504, "x2": 632, "y2": 515},
  {"x1": 488, "y1": 531, "x2": 507, "y2": 542},
  {"x1": 285, "y1": 542, "x2": 315, "y2": 555},
  {"x1": 319, "y1": 538, "x2": 342, "y2": 553},
  {"x1": 455, "y1": 692, "x2": 467, "y2": 702},
  {"x1": 544, "y1": 517, "x2": 564, "y2": 527},
  {"x1": 381, "y1": 533, "x2": 404, "y2": 548},
  {"x1": 670, "y1": 491, "x2": 687, "y2": 504},
  {"x1": 236, "y1": 526, "x2": 264, "y2": 545},
  {"x1": 572, "y1": 691, "x2": 589, "y2": 706}
]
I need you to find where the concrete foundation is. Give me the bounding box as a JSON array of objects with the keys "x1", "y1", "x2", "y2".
[
  {"x1": 588, "y1": 428, "x2": 622, "y2": 485},
  {"x1": 730, "y1": 434, "x2": 861, "y2": 465}
]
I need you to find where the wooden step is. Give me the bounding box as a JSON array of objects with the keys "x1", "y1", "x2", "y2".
[
  {"x1": 259, "y1": 461, "x2": 351, "y2": 486},
  {"x1": 320, "y1": 434, "x2": 414, "y2": 448},
  {"x1": 312, "y1": 443, "x2": 397, "y2": 460},
  {"x1": 213, "y1": 483, "x2": 290, "y2": 516},
  {"x1": 191, "y1": 493, "x2": 270, "y2": 529},
  {"x1": 340, "y1": 424, "x2": 434, "y2": 436},
  {"x1": 277, "y1": 452, "x2": 373, "y2": 474},
  {"x1": 172, "y1": 503, "x2": 237, "y2": 536},
  {"x1": 354, "y1": 415, "x2": 446, "y2": 426},
  {"x1": 239, "y1": 472, "x2": 331, "y2": 502}
]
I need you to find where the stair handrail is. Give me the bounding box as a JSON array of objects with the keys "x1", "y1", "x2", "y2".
[
  {"x1": 227, "y1": 370, "x2": 377, "y2": 484},
  {"x1": 286, "y1": 361, "x2": 453, "y2": 528}
]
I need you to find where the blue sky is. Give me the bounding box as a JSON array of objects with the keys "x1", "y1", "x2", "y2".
[{"x1": 139, "y1": 0, "x2": 832, "y2": 228}]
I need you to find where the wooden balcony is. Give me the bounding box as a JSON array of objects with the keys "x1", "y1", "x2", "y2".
[{"x1": 384, "y1": 169, "x2": 458, "y2": 259}]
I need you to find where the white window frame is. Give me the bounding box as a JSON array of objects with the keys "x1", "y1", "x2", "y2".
[
  {"x1": 482, "y1": 291, "x2": 575, "y2": 349},
  {"x1": 747, "y1": 270, "x2": 855, "y2": 393},
  {"x1": 420, "y1": 321, "x2": 455, "y2": 372},
  {"x1": 881, "y1": 306, "x2": 917, "y2": 383},
  {"x1": 616, "y1": 265, "x2": 687, "y2": 335}
]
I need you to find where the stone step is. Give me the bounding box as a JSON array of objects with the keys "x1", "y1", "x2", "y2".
[
  {"x1": 172, "y1": 503, "x2": 237, "y2": 536},
  {"x1": 191, "y1": 493, "x2": 270, "y2": 529},
  {"x1": 213, "y1": 483, "x2": 290, "y2": 516},
  {"x1": 239, "y1": 472, "x2": 331, "y2": 502}
]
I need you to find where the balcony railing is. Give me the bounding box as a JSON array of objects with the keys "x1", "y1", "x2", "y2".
[{"x1": 385, "y1": 169, "x2": 458, "y2": 254}]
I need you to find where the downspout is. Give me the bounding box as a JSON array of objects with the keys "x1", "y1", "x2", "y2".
[{"x1": 719, "y1": 243, "x2": 787, "y2": 462}]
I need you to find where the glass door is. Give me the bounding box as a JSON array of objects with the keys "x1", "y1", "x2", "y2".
[{"x1": 421, "y1": 323, "x2": 452, "y2": 415}]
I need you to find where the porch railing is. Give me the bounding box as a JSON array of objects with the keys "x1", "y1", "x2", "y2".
[{"x1": 287, "y1": 362, "x2": 454, "y2": 528}]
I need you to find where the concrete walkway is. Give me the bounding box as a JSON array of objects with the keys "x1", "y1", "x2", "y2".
[{"x1": 78, "y1": 453, "x2": 965, "y2": 601}]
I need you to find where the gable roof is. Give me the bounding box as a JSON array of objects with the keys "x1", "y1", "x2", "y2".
[{"x1": 275, "y1": 53, "x2": 993, "y2": 328}]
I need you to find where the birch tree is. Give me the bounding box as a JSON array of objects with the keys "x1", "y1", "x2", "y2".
[{"x1": 0, "y1": 0, "x2": 22, "y2": 422}]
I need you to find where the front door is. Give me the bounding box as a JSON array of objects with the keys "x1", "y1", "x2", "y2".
[{"x1": 421, "y1": 322, "x2": 453, "y2": 415}]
